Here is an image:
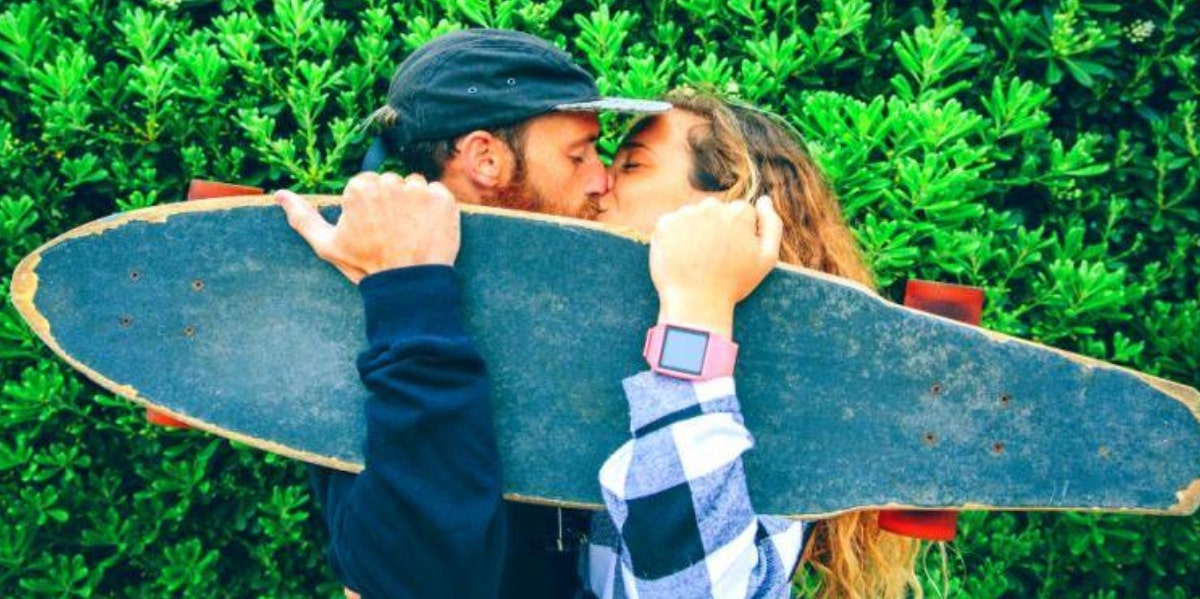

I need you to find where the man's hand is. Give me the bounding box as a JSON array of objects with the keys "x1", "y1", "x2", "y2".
[
  {"x1": 650, "y1": 197, "x2": 782, "y2": 338},
  {"x1": 276, "y1": 173, "x2": 461, "y2": 284}
]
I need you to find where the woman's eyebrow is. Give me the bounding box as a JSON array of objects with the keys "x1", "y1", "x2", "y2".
[{"x1": 618, "y1": 140, "x2": 650, "y2": 153}]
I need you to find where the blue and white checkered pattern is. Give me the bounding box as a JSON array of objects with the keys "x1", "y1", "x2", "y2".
[{"x1": 583, "y1": 373, "x2": 807, "y2": 599}]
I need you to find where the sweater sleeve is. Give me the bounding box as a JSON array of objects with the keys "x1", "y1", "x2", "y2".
[
  {"x1": 586, "y1": 372, "x2": 805, "y2": 599},
  {"x1": 308, "y1": 265, "x2": 505, "y2": 599}
]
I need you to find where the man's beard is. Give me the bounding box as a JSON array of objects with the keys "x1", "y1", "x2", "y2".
[
  {"x1": 483, "y1": 162, "x2": 594, "y2": 219},
  {"x1": 487, "y1": 179, "x2": 547, "y2": 214}
]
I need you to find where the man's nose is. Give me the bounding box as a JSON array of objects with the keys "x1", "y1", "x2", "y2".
[{"x1": 584, "y1": 157, "x2": 609, "y2": 197}]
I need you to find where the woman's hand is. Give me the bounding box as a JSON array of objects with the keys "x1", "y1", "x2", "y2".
[{"x1": 649, "y1": 196, "x2": 783, "y2": 338}]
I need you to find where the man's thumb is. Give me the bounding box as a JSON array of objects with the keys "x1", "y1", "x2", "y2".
[{"x1": 275, "y1": 190, "x2": 333, "y2": 252}]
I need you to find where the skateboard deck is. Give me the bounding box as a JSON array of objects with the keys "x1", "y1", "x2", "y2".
[{"x1": 11, "y1": 196, "x2": 1200, "y2": 518}]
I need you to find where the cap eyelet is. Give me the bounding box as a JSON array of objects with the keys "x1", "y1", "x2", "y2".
[
  {"x1": 507, "y1": 78, "x2": 516, "y2": 86},
  {"x1": 467, "y1": 86, "x2": 478, "y2": 94}
]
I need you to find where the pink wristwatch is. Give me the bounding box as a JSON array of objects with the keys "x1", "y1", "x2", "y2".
[{"x1": 643, "y1": 324, "x2": 739, "y2": 381}]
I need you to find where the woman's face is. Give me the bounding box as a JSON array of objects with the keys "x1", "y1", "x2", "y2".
[{"x1": 595, "y1": 110, "x2": 711, "y2": 233}]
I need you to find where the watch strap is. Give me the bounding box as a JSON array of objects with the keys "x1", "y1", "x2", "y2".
[{"x1": 643, "y1": 323, "x2": 739, "y2": 381}]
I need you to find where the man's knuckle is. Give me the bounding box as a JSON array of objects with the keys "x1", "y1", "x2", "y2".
[
  {"x1": 380, "y1": 172, "x2": 405, "y2": 187},
  {"x1": 345, "y1": 178, "x2": 368, "y2": 196}
]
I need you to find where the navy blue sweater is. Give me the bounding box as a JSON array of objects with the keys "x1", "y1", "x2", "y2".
[{"x1": 309, "y1": 265, "x2": 506, "y2": 598}]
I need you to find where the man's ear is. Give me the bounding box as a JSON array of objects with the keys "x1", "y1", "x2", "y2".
[{"x1": 454, "y1": 131, "x2": 515, "y2": 189}]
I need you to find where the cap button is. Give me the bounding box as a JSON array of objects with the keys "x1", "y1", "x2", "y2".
[
  {"x1": 467, "y1": 86, "x2": 478, "y2": 94},
  {"x1": 507, "y1": 78, "x2": 516, "y2": 86}
]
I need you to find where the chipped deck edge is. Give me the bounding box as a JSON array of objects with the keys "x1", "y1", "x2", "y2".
[{"x1": 1176, "y1": 478, "x2": 1200, "y2": 515}]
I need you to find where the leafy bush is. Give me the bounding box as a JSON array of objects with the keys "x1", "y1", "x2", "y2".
[{"x1": 2, "y1": 0, "x2": 1197, "y2": 596}]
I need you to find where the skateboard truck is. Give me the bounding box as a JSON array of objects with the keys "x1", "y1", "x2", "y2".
[
  {"x1": 144, "y1": 180, "x2": 265, "y2": 430},
  {"x1": 877, "y1": 280, "x2": 985, "y2": 542}
]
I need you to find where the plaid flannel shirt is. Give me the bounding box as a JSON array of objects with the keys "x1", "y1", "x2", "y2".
[{"x1": 583, "y1": 372, "x2": 807, "y2": 599}]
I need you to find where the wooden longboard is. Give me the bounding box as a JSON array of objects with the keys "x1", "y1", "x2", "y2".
[{"x1": 10, "y1": 196, "x2": 1200, "y2": 518}]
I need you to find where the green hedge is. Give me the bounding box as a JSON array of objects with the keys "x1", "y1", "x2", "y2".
[{"x1": 2, "y1": 0, "x2": 1197, "y2": 596}]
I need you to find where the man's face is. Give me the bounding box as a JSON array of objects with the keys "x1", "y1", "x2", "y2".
[{"x1": 497, "y1": 112, "x2": 607, "y2": 219}]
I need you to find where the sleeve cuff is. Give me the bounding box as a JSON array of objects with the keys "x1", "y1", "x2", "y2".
[
  {"x1": 359, "y1": 265, "x2": 466, "y2": 345},
  {"x1": 621, "y1": 371, "x2": 740, "y2": 434}
]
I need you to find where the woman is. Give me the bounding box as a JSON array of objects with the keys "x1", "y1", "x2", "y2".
[{"x1": 586, "y1": 90, "x2": 923, "y2": 599}]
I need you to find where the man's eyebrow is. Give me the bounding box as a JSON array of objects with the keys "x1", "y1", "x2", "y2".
[{"x1": 570, "y1": 135, "x2": 600, "y2": 149}]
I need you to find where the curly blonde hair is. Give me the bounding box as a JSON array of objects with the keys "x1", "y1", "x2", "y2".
[{"x1": 662, "y1": 89, "x2": 925, "y2": 599}]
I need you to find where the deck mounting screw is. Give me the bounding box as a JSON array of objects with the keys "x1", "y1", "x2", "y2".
[
  {"x1": 999, "y1": 393, "x2": 1012, "y2": 407},
  {"x1": 129, "y1": 270, "x2": 142, "y2": 282},
  {"x1": 119, "y1": 315, "x2": 133, "y2": 328},
  {"x1": 923, "y1": 432, "x2": 938, "y2": 446},
  {"x1": 991, "y1": 442, "x2": 1006, "y2": 455},
  {"x1": 930, "y1": 383, "x2": 943, "y2": 396},
  {"x1": 183, "y1": 324, "x2": 196, "y2": 338},
  {"x1": 192, "y1": 279, "x2": 205, "y2": 292}
]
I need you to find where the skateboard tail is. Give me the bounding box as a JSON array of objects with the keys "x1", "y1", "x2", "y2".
[
  {"x1": 11, "y1": 253, "x2": 150, "y2": 410},
  {"x1": 13, "y1": 242, "x2": 366, "y2": 471},
  {"x1": 12, "y1": 246, "x2": 191, "y2": 428}
]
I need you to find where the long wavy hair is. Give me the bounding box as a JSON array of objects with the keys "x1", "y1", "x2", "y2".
[{"x1": 662, "y1": 89, "x2": 924, "y2": 599}]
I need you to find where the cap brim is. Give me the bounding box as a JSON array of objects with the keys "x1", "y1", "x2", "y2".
[{"x1": 554, "y1": 97, "x2": 671, "y2": 115}]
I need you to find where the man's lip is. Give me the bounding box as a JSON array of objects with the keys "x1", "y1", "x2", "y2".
[{"x1": 581, "y1": 199, "x2": 605, "y2": 221}]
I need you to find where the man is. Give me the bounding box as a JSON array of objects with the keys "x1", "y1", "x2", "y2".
[
  {"x1": 277, "y1": 29, "x2": 668, "y2": 599},
  {"x1": 359, "y1": 28, "x2": 668, "y2": 218}
]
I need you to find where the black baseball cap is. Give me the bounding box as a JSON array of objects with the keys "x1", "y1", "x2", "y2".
[{"x1": 362, "y1": 29, "x2": 670, "y2": 169}]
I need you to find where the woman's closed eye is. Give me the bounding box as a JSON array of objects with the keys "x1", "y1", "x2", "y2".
[{"x1": 614, "y1": 149, "x2": 647, "y2": 172}]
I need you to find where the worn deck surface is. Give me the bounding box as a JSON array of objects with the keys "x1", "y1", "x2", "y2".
[{"x1": 11, "y1": 196, "x2": 1200, "y2": 518}]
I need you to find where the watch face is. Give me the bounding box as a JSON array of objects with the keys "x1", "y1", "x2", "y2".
[{"x1": 659, "y1": 326, "x2": 709, "y2": 376}]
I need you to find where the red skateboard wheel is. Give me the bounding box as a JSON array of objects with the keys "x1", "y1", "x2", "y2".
[
  {"x1": 878, "y1": 280, "x2": 985, "y2": 542},
  {"x1": 901, "y1": 279, "x2": 983, "y2": 327},
  {"x1": 186, "y1": 179, "x2": 264, "y2": 201},
  {"x1": 145, "y1": 408, "x2": 191, "y2": 429},
  {"x1": 877, "y1": 510, "x2": 958, "y2": 542}
]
